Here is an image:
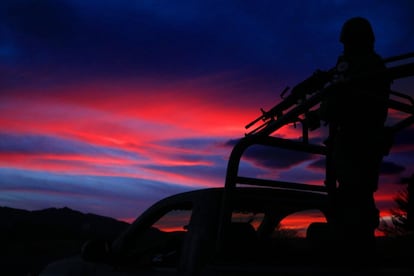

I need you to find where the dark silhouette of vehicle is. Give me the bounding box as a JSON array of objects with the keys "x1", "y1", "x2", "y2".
[{"x1": 40, "y1": 53, "x2": 414, "y2": 275}]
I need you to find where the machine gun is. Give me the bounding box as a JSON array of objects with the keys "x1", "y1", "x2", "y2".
[
  {"x1": 245, "y1": 68, "x2": 335, "y2": 136},
  {"x1": 245, "y1": 52, "x2": 414, "y2": 137}
]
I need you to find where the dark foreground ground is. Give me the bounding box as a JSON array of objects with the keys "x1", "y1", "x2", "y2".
[
  {"x1": 1, "y1": 206, "x2": 414, "y2": 275},
  {"x1": 5, "y1": 235, "x2": 414, "y2": 276}
]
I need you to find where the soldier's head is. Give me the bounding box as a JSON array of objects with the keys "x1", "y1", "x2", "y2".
[{"x1": 340, "y1": 17, "x2": 375, "y2": 54}]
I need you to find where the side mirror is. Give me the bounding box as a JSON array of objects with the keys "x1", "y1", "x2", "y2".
[{"x1": 81, "y1": 239, "x2": 110, "y2": 263}]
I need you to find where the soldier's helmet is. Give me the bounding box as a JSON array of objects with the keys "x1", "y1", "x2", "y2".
[{"x1": 340, "y1": 17, "x2": 375, "y2": 46}]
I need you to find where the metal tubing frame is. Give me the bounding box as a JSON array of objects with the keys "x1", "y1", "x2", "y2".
[{"x1": 215, "y1": 59, "x2": 414, "y2": 255}]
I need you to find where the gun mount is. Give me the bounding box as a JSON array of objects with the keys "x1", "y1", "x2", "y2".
[{"x1": 245, "y1": 52, "x2": 414, "y2": 137}]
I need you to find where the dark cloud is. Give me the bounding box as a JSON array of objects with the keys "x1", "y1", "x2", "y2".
[
  {"x1": 393, "y1": 127, "x2": 414, "y2": 146},
  {"x1": 2, "y1": 0, "x2": 413, "y2": 86},
  {"x1": 227, "y1": 138, "x2": 323, "y2": 171},
  {"x1": 0, "y1": 132, "x2": 141, "y2": 159},
  {"x1": 224, "y1": 139, "x2": 240, "y2": 147},
  {"x1": 243, "y1": 144, "x2": 314, "y2": 169},
  {"x1": 2, "y1": 0, "x2": 76, "y2": 41},
  {"x1": 308, "y1": 158, "x2": 326, "y2": 171},
  {"x1": 0, "y1": 167, "x2": 192, "y2": 218},
  {"x1": 144, "y1": 163, "x2": 227, "y2": 187},
  {"x1": 156, "y1": 137, "x2": 226, "y2": 150},
  {"x1": 380, "y1": 161, "x2": 406, "y2": 175},
  {"x1": 151, "y1": 137, "x2": 231, "y2": 171},
  {"x1": 143, "y1": 145, "x2": 228, "y2": 186}
]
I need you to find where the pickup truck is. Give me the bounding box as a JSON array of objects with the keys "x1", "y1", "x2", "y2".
[
  {"x1": 39, "y1": 185, "x2": 414, "y2": 275},
  {"x1": 40, "y1": 55, "x2": 414, "y2": 275}
]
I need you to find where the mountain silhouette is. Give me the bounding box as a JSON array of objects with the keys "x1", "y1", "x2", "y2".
[
  {"x1": 1, "y1": 206, "x2": 129, "y2": 241},
  {"x1": 0, "y1": 206, "x2": 129, "y2": 276}
]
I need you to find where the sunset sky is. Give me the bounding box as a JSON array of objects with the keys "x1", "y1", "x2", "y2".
[{"x1": 1, "y1": 1, "x2": 414, "y2": 226}]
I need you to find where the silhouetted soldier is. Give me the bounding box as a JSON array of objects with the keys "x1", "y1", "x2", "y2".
[{"x1": 318, "y1": 17, "x2": 391, "y2": 260}]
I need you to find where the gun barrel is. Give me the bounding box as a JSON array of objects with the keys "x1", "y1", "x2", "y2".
[{"x1": 245, "y1": 115, "x2": 264, "y2": 129}]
